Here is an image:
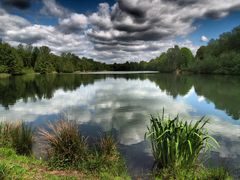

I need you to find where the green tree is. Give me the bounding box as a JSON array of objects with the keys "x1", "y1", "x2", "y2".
[
  {"x1": 34, "y1": 46, "x2": 55, "y2": 74},
  {"x1": 0, "y1": 43, "x2": 23, "y2": 74}
]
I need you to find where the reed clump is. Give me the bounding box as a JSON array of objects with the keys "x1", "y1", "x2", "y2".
[
  {"x1": 0, "y1": 122, "x2": 33, "y2": 155},
  {"x1": 39, "y1": 120, "x2": 88, "y2": 168},
  {"x1": 39, "y1": 121, "x2": 127, "y2": 177},
  {"x1": 146, "y1": 110, "x2": 218, "y2": 170}
]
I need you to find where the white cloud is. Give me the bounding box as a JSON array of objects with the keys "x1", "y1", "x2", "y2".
[
  {"x1": 40, "y1": 0, "x2": 69, "y2": 18},
  {"x1": 201, "y1": 35, "x2": 209, "y2": 42},
  {"x1": 1, "y1": 0, "x2": 240, "y2": 62}
]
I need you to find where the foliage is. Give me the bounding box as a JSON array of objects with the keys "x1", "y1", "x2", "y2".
[
  {"x1": 151, "y1": 46, "x2": 194, "y2": 72},
  {"x1": 190, "y1": 25, "x2": 240, "y2": 74},
  {"x1": 0, "y1": 65, "x2": 8, "y2": 73},
  {"x1": 0, "y1": 42, "x2": 110, "y2": 75},
  {"x1": 0, "y1": 43, "x2": 23, "y2": 75},
  {"x1": 146, "y1": 111, "x2": 218, "y2": 169}
]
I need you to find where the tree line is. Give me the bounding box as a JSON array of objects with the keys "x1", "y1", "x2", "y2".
[
  {"x1": 0, "y1": 44, "x2": 110, "y2": 74},
  {"x1": 0, "y1": 25, "x2": 239, "y2": 75}
]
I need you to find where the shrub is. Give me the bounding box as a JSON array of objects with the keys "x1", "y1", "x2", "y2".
[
  {"x1": 39, "y1": 120, "x2": 88, "y2": 168},
  {"x1": 146, "y1": 110, "x2": 218, "y2": 170}
]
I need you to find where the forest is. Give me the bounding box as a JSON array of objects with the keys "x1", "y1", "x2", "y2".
[{"x1": 0, "y1": 25, "x2": 239, "y2": 75}]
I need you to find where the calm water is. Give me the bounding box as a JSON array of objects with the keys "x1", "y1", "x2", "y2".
[{"x1": 0, "y1": 73, "x2": 240, "y2": 178}]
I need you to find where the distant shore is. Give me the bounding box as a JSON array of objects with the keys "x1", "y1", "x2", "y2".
[{"x1": 74, "y1": 71, "x2": 158, "y2": 74}]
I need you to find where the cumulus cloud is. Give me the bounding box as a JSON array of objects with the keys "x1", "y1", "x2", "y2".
[
  {"x1": 1, "y1": 0, "x2": 240, "y2": 62},
  {"x1": 40, "y1": 0, "x2": 69, "y2": 18},
  {"x1": 88, "y1": 0, "x2": 240, "y2": 44},
  {"x1": 201, "y1": 35, "x2": 209, "y2": 42},
  {"x1": 0, "y1": 8, "x2": 30, "y2": 38},
  {"x1": 58, "y1": 13, "x2": 88, "y2": 33}
]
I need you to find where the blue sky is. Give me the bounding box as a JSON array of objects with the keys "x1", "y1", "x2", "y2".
[
  {"x1": 189, "y1": 11, "x2": 240, "y2": 46},
  {"x1": 0, "y1": 0, "x2": 240, "y2": 63}
]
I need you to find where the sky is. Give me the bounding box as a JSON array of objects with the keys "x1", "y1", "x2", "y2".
[{"x1": 0, "y1": 0, "x2": 240, "y2": 63}]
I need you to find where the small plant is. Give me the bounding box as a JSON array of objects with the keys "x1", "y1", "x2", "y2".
[
  {"x1": 39, "y1": 120, "x2": 88, "y2": 168},
  {"x1": 146, "y1": 110, "x2": 218, "y2": 170},
  {"x1": 98, "y1": 133, "x2": 117, "y2": 156}
]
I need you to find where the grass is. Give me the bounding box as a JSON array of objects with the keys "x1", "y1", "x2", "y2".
[
  {"x1": 154, "y1": 166, "x2": 233, "y2": 180},
  {"x1": 0, "y1": 163, "x2": 9, "y2": 179},
  {"x1": 39, "y1": 120, "x2": 129, "y2": 179},
  {"x1": 39, "y1": 120, "x2": 88, "y2": 168},
  {"x1": 146, "y1": 110, "x2": 219, "y2": 170},
  {"x1": 0, "y1": 121, "x2": 34, "y2": 155},
  {"x1": 145, "y1": 110, "x2": 232, "y2": 179},
  {"x1": 0, "y1": 122, "x2": 13, "y2": 147},
  {"x1": 0, "y1": 147, "x2": 84, "y2": 179},
  {"x1": 0, "y1": 118, "x2": 233, "y2": 179}
]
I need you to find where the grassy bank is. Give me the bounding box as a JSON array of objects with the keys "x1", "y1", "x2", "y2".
[
  {"x1": 0, "y1": 117, "x2": 234, "y2": 180},
  {"x1": 0, "y1": 121, "x2": 130, "y2": 180},
  {"x1": 0, "y1": 147, "x2": 85, "y2": 179}
]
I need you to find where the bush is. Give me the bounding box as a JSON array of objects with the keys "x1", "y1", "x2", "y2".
[
  {"x1": 146, "y1": 110, "x2": 218, "y2": 170},
  {"x1": 39, "y1": 120, "x2": 88, "y2": 168}
]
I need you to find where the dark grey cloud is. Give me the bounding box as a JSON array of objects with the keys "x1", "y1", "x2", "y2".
[
  {"x1": 2, "y1": 0, "x2": 32, "y2": 10},
  {"x1": 87, "y1": 0, "x2": 240, "y2": 49},
  {"x1": 117, "y1": 0, "x2": 146, "y2": 19},
  {"x1": 162, "y1": 0, "x2": 198, "y2": 6}
]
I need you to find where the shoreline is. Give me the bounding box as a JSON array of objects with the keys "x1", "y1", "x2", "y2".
[{"x1": 1, "y1": 70, "x2": 240, "y2": 77}]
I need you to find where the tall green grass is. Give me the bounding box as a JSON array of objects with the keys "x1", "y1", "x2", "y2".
[
  {"x1": 39, "y1": 120, "x2": 88, "y2": 168},
  {"x1": 146, "y1": 110, "x2": 218, "y2": 169},
  {"x1": 39, "y1": 121, "x2": 128, "y2": 177},
  {"x1": 0, "y1": 122, "x2": 13, "y2": 147},
  {"x1": 10, "y1": 122, "x2": 34, "y2": 155},
  {"x1": 0, "y1": 122, "x2": 33, "y2": 155},
  {"x1": 0, "y1": 163, "x2": 10, "y2": 180}
]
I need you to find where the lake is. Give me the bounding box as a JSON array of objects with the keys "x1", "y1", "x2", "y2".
[{"x1": 0, "y1": 73, "x2": 239, "y2": 178}]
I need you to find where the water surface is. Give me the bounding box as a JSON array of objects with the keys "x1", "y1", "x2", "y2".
[{"x1": 0, "y1": 73, "x2": 239, "y2": 178}]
